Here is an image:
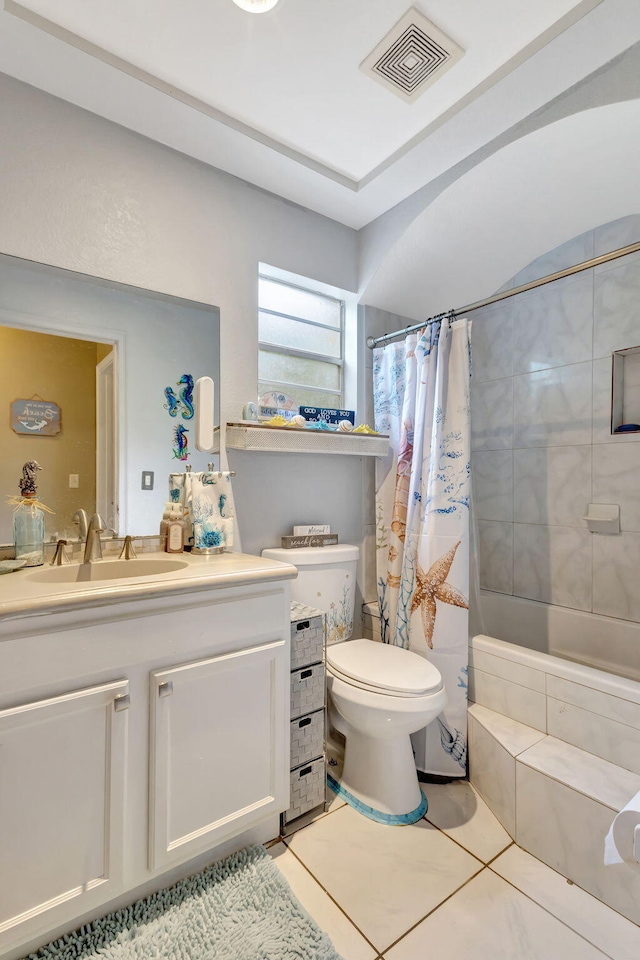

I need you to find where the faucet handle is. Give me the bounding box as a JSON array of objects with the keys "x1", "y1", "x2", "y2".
[
  {"x1": 50, "y1": 539, "x2": 70, "y2": 566},
  {"x1": 119, "y1": 536, "x2": 137, "y2": 560}
]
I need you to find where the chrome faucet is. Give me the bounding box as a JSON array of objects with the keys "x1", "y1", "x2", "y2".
[
  {"x1": 72, "y1": 508, "x2": 89, "y2": 541},
  {"x1": 83, "y1": 514, "x2": 105, "y2": 564}
]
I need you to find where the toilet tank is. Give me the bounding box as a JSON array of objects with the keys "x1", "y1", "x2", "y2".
[{"x1": 262, "y1": 544, "x2": 359, "y2": 644}]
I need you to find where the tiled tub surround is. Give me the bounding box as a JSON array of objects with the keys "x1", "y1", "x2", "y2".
[
  {"x1": 473, "y1": 215, "x2": 640, "y2": 632},
  {"x1": 469, "y1": 633, "x2": 640, "y2": 925},
  {"x1": 478, "y1": 589, "x2": 640, "y2": 682}
]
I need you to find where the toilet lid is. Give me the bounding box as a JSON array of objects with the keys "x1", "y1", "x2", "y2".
[{"x1": 326, "y1": 638, "x2": 442, "y2": 696}]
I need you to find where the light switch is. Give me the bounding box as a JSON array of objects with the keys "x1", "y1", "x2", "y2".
[
  {"x1": 68, "y1": 474, "x2": 79, "y2": 488},
  {"x1": 142, "y1": 471, "x2": 154, "y2": 490}
]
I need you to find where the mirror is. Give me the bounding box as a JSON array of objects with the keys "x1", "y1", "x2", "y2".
[{"x1": 0, "y1": 253, "x2": 220, "y2": 543}]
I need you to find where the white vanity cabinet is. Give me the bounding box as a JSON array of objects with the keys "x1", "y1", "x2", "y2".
[
  {"x1": 0, "y1": 557, "x2": 295, "y2": 960},
  {"x1": 0, "y1": 679, "x2": 129, "y2": 944},
  {"x1": 149, "y1": 638, "x2": 288, "y2": 871}
]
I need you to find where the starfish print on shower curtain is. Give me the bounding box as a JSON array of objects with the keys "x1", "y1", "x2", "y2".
[{"x1": 411, "y1": 540, "x2": 468, "y2": 649}]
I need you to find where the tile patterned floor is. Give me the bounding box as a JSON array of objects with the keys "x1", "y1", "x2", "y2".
[{"x1": 269, "y1": 781, "x2": 640, "y2": 960}]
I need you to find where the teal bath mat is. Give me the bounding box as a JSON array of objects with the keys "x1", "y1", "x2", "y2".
[{"x1": 23, "y1": 845, "x2": 343, "y2": 960}]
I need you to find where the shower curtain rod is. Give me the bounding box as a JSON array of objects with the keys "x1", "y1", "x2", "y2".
[{"x1": 366, "y1": 239, "x2": 640, "y2": 349}]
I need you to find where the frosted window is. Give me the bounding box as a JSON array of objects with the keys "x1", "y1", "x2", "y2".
[
  {"x1": 259, "y1": 279, "x2": 340, "y2": 328},
  {"x1": 259, "y1": 349, "x2": 340, "y2": 391},
  {"x1": 259, "y1": 312, "x2": 341, "y2": 358},
  {"x1": 257, "y1": 274, "x2": 344, "y2": 408},
  {"x1": 259, "y1": 382, "x2": 342, "y2": 410}
]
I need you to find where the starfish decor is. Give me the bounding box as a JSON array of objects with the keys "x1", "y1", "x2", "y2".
[{"x1": 411, "y1": 541, "x2": 468, "y2": 649}]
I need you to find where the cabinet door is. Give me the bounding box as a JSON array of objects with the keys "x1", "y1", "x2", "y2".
[
  {"x1": 149, "y1": 639, "x2": 288, "y2": 871},
  {"x1": 0, "y1": 679, "x2": 128, "y2": 951}
]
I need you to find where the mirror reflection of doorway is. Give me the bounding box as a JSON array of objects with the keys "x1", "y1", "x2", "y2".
[
  {"x1": 0, "y1": 324, "x2": 117, "y2": 544},
  {"x1": 96, "y1": 348, "x2": 117, "y2": 535}
]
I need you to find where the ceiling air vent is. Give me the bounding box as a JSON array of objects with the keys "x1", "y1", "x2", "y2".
[{"x1": 360, "y1": 7, "x2": 464, "y2": 103}]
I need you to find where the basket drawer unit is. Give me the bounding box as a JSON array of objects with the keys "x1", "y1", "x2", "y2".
[
  {"x1": 290, "y1": 663, "x2": 325, "y2": 719},
  {"x1": 290, "y1": 709, "x2": 324, "y2": 768},
  {"x1": 285, "y1": 757, "x2": 326, "y2": 824},
  {"x1": 290, "y1": 604, "x2": 324, "y2": 671}
]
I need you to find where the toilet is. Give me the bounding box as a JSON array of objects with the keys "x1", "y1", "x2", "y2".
[{"x1": 261, "y1": 544, "x2": 447, "y2": 825}]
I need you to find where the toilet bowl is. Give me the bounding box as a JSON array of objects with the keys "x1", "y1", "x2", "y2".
[
  {"x1": 327, "y1": 638, "x2": 447, "y2": 823},
  {"x1": 261, "y1": 544, "x2": 447, "y2": 824}
]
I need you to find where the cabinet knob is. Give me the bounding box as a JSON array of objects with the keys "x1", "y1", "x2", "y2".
[
  {"x1": 158, "y1": 681, "x2": 174, "y2": 697},
  {"x1": 113, "y1": 694, "x2": 130, "y2": 712}
]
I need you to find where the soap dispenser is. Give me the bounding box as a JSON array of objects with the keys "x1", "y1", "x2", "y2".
[
  {"x1": 13, "y1": 460, "x2": 46, "y2": 566},
  {"x1": 159, "y1": 501, "x2": 173, "y2": 549},
  {"x1": 165, "y1": 506, "x2": 186, "y2": 554}
]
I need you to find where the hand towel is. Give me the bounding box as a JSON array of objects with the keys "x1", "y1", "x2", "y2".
[
  {"x1": 169, "y1": 472, "x2": 187, "y2": 506},
  {"x1": 186, "y1": 471, "x2": 235, "y2": 551}
]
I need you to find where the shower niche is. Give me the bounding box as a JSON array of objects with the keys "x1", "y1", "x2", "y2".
[{"x1": 611, "y1": 345, "x2": 640, "y2": 433}]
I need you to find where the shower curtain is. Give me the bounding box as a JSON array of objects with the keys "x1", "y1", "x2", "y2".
[{"x1": 373, "y1": 318, "x2": 471, "y2": 778}]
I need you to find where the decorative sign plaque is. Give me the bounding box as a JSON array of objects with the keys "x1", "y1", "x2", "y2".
[
  {"x1": 299, "y1": 407, "x2": 356, "y2": 424},
  {"x1": 11, "y1": 399, "x2": 61, "y2": 436}
]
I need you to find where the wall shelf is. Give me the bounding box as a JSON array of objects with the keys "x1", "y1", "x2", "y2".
[{"x1": 225, "y1": 422, "x2": 389, "y2": 457}]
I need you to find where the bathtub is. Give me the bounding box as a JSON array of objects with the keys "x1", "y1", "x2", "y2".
[
  {"x1": 469, "y1": 594, "x2": 640, "y2": 925},
  {"x1": 476, "y1": 590, "x2": 640, "y2": 684}
]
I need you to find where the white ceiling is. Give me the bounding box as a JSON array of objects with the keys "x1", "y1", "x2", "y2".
[
  {"x1": 2, "y1": 0, "x2": 640, "y2": 226},
  {"x1": 362, "y1": 101, "x2": 640, "y2": 319}
]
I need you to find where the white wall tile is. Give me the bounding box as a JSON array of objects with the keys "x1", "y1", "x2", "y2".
[
  {"x1": 471, "y1": 378, "x2": 513, "y2": 451},
  {"x1": 515, "y1": 763, "x2": 640, "y2": 926},
  {"x1": 512, "y1": 273, "x2": 593, "y2": 374},
  {"x1": 592, "y1": 531, "x2": 640, "y2": 623},
  {"x1": 594, "y1": 215, "x2": 640, "y2": 265},
  {"x1": 469, "y1": 647, "x2": 545, "y2": 693},
  {"x1": 547, "y1": 698, "x2": 640, "y2": 776},
  {"x1": 478, "y1": 520, "x2": 512, "y2": 594},
  {"x1": 469, "y1": 668, "x2": 546, "y2": 731},
  {"x1": 594, "y1": 258, "x2": 640, "y2": 358},
  {"x1": 470, "y1": 301, "x2": 513, "y2": 382},
  {"x1": 519, "y1": 735, "x2": 640, "y2": 810},
  {"x1": 473, "y1": 450, "x2": 512, "y2": 522},
  {"x1": 513, "y1": 446, "x2": 591, "y2": 527},
  {"x1": 513, "y1": 362, "x2": 592, "y2": 448},
  {"x1": 511, "y1": 230, "x2": 594, "y2": 288},
  {"x1": 468, "y1": 703, "x2": 546, "y2": 757},
  {"x1": 513, "y1": 524, "x2": 592, "y2": 611},
  {"x1": 592, "y1": 443, "x2": 640, "y2": 532},
  {"x1": 468, "y1": 711, "x2": 515, "y2": 836},
  {"x1": 547, "y1": 674, "x2": 640, "y2": 730}
]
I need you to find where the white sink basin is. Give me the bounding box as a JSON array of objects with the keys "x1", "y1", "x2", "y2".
[{"x1": 28, "y1": 558, "x2": 190, "y2": 584}]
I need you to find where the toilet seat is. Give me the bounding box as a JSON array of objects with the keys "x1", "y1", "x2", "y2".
[{"x1": 326, "y1": 637, "x2": 443, "y2": 698}]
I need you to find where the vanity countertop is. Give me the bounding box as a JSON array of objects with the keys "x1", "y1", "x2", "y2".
[{"x1": 0, "y1": 551, "x2": 297, "y2": 624}]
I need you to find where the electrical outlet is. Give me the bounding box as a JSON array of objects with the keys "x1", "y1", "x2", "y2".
[
  {"x1": 141, "y1": 471, "x2": 154, "y2": 490},
  {"x1": 68, "y1": 474, "x2": 79, "y2": 488}
]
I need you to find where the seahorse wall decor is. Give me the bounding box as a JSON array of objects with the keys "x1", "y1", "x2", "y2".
[
  {"x1": 177, "y1": 374, "x2": 195, "y2": 420},
  {"x1": 173, "y1": 424, "x2": 189, "y2": 460},
  {"x1": 163, "y1": 374, "x2": 195, "y2": 420},
  {"x1": 163, "y1": 386, "x2": 181, "y2": 417},
  {"x1": 164, "y1": 373, "x2": 195, "y2": 459}
]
